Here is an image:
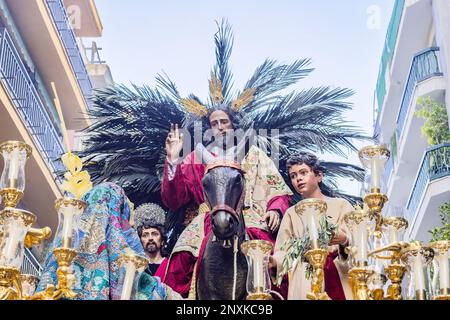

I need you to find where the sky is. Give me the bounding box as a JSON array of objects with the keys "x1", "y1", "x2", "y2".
[{"x1": 87, "y1": 0, "x2": 395, "y2": 195}]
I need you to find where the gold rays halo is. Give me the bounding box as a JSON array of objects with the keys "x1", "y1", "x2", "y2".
[{"x1": 179, "y1": 75, "x2": 256, "y2": 117}]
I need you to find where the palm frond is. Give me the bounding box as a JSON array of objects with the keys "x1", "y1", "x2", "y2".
[
  {"x1": 243, "y1": 58, "x2": 314, "y2": 111},
  {"x1": 212, "y1": 19, "x2": 234, "y2": 102}
]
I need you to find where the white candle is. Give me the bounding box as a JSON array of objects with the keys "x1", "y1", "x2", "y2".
[
  {"x1": 439, "y1": 251, "x2": 449, "y2": 292},
  {"x1": 356, "y1": 223, "x2": 368, "y2": 263},
  {"x1": 388, "y1": 225, "x2": 398, "y2": 243},
  {"x1": 61, "y1": 205, "x2": 74, "y2": 247},
  {"x1": 121, "y1": 261, "x2": 136, "y2": 300},
  {"x1": 8, "y1": 149, "x2": 20, "y2": 188},
  {"x1": 252, "y1": 249, "x2": 264, "y2": 290},
  {"x1": 4, "y1": 219, "x2": 21, "y2": 260},
  {"x1": 371, "y1": 158, "x2": 382, "y2": 191},
  {"x1": 306, "y1": 209, "x2": 319, "y2": 248},
  {"x1": 413, "y1": 254, "x2": 426, "y2": 293}
]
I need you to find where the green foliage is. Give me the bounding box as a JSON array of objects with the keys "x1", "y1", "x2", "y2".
[
  {"x1": 277, "y1": 215, "x2": 337, "y2": 284},
  {"x1": 414, "y1": 96, "x2": 450, "y2": 145},
  {"x1": 429, "y1": 202, "x2": 450, "y2": 242}
]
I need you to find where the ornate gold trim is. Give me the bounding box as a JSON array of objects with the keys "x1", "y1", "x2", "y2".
[
  {"x1": 295, "y1": 198, "x2": 327, "y2": 216},
  {"x1": 400, "y1": 242, "x2": 434, "y2": 264},
  {"x1": 363, "y1": 192, "x2": 388, "y2": 214},
  {"x1": 241, "y1": 240, "x2": 273, "y2": 256},
  {"x1": 0, "y1": 188, "x2": 24, "y2": 208},
  {"x1": 0, "y1": 207, "x2": 36, "y2": 227},
  {"x1": 54, "y1": 198, "x2": 87, "y2": 212},
  {"x1": 24, "y1": 227, "x2": 52, "y2": 248},
  {"x1": 348, "y1": 267, "x2": 374, "y2": 300},
  {"x1": 382, "y1": 216, "x2": 408, "y2": 230},
  {"x1": 179, "y1": 98, "x2": 208, "y2": 117},
  {"x1": 304, "y1": 248, "x2": 330, "y2": 300},
  {"x1": 343, "y1": 209, "x2": 373, "y2": 225},
  {"x1": 246, "y1": 292, "x2": 272, "y2": 300},
  {"x1": 358, "y1": 145, "x2": 390, "y2": 168},
  {"x1": 429, "y1": 240, "x2": 449, "y2": 253},
  {"x1": 0, "y1": 266, "x2": 21, "y2": 300},
  {"x1": 232, "y1": 88, "x2": 256, "y2": 111},
  {"x1": 0, "y1": 141, "x2": 32, "y2": 158},
  {"x1": 209, "y1": 76, "x2": 224, "y2": 104},
  {"x1": 384, "y1": 263, "x2": 407, "y2": 300},
  {"x1": 118, "y1": 253, "x2": 149, "y2": 269}
]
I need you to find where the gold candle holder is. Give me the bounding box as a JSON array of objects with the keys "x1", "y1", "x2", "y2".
[
  {"x1": 241, "y1": 240, "x2": 273, "y2": 300},
  {"x1": 55, "y1": 198, "x2": 87, "y2": 249},
  {"x1": 358, "y1": 145, "x2": 390, "y2": 192},
  {"x1": 359, "y1": 145, "x2": 390, "y2": 234},
  {"x1": 0, "y1": 266, "x2": 21, "y2": 300},
  {"x1": 52, "y1": 247, "x2": 78, "y2": 300},
  {"x1": 118, "y1": 253, "x2": 148, "y2": 300},
  {"x1": 344, "y1": 209, "x2": 375, "y2": 267},
  {"x1": 368, "y1": 241, "x2": 409, "y2": 300},
  {"x1": 0, "y1": 208, "x2": 36, "y2": 270},
  {"x1": 400, "y1": 242, "x2": 434, "y2": 300},
  {"x1": 0, "y1": 141, "x2": 32, "y2": 208},
  {"x1": 384, "y1": 263, "x2": 407, "y2": 300},
  {"x1": 430, "y1": 241, "x2": 450, "y2": 300},
  {"x1": 382, "y1": 217, "x2": 408, "y2": 243},
  {"x1": 294, "y1": 198, "x2": 327, "y2": 250},
  {"x1": 0, "y1": 188, "x2": 24, "y2": 208},
  {"x1": 348, "y1": 267, "x2": 374, "y2": 300},
  {"x1": 304, "y1": 248, "x2": 331, "y2": 300},
  {"x1": 29, "y1": 247, "x2": 78, "y2": 300}
]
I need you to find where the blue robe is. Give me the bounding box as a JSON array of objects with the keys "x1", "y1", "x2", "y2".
[{"x1": 36, "y1": 182, "x2": 180, "y2": 300}]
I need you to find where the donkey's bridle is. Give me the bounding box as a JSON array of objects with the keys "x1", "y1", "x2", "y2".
[{"x1": 204, "y1": 161, "x2": 246, "y2": 220}]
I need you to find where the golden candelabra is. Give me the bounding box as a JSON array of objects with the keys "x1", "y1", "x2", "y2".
[
  {"x1": 368, "y1": 241, "x2": 409, "y2": 300},
  {"x1": 344, "y1": 208, "x2": 375, "y2": 300},
  {"x1": 339, "y1": 145, "x2": 450, "y2": 300},
  {"x1": 304, "y1": 248, "x2": 331, "y2": 300},
  {"x1": 295, "y1": 198, "x2": 331, "y2": 300},
  {"x1": 359, "y1": 145, "x2": 390, "y2": 236},
  {"x1": 0, "y1": 141, "x2": 92, "y2": 300},
  {"x1": 0, "y1": 141, "x2": 31, "y2": 208}
]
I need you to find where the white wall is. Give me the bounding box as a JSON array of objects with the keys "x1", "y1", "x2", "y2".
[{"x1": 432, "y1": 0, "x2": 450, "y2": 128}]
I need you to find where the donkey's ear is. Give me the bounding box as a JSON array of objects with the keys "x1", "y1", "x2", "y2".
[{"x1": 195, "y1": 143, "x2": 215, "y2": 164}]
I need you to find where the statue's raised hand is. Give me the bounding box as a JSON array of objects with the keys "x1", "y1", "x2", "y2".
[{"x1": 166, "y1": 123, "x2": 183, "y2": 163}]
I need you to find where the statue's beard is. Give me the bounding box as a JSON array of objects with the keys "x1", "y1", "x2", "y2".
[{"x1": 145, "y1": 242, "x2": 159, "y2": 254}]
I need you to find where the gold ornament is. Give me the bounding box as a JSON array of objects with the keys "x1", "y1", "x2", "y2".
[
  {"x1": 61, "y1": 152, "x2": 93, "y2": 199},
  {"x1": 179, "y1": 98, "x2": 209, "y2": 117},
  {"x1": 232, "y1": 88, "x2": 256, "y2": 111},
  {"x1": 209, "y1": 76, "x2": 224, "y2": 104}
]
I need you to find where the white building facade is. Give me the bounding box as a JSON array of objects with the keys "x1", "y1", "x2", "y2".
[
  {"x1": 0, "y1": 0, "x2": 112, "y2": 275},
  {"x1": 374, "y1": 0, "x2": 450, "y2": 242}
]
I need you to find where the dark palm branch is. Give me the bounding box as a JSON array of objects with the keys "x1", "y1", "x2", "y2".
[
  {"x1": 212, "y1": 19, "x2": 234, "y2": 102},
  {"x1": 81, "y1": 21, "x2": 370, "y2": 208}
]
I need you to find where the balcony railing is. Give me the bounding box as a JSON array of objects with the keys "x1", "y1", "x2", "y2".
[
  {"x1": 374, "y1": 0, "x2": 405, "y2": 114},
  {"x1": 395, "y1": 47, "x2": 443, "y2": 140},
  {"x1": 406, "y1": 143, "x2": 450, "y2": 222},
  {"x1": 0, "y1": 27, "x2": 65, "y2": 175},
  {"x1": 45, "y1": 0, "x2": 93, "y2": 101},
  {"x1": 20, "y1": 248, "x2": 43, "y2": 278}
]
